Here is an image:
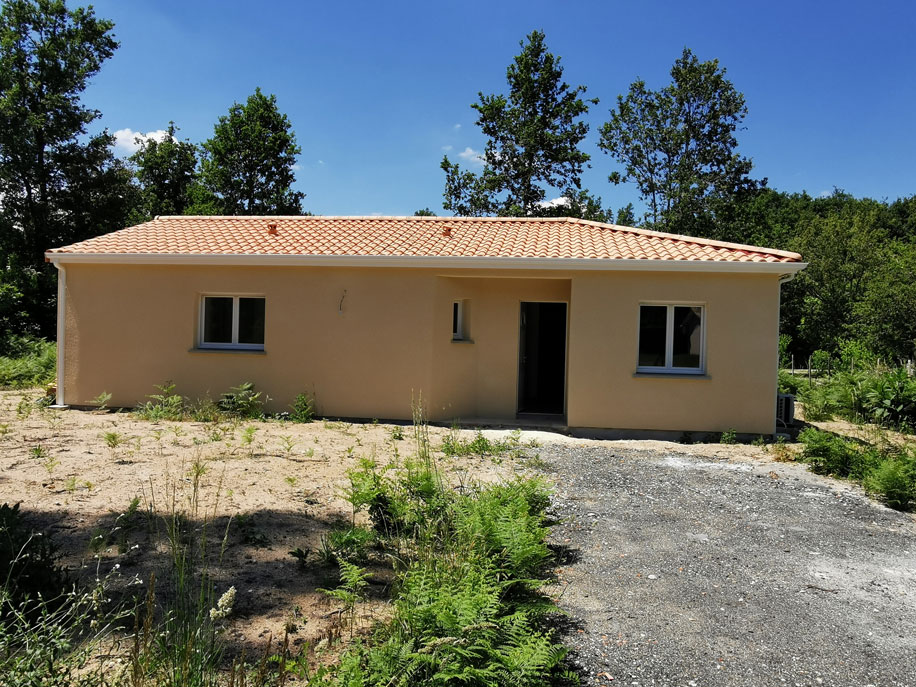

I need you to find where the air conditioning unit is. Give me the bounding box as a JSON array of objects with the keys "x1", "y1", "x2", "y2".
[{"x1": 776, "y1": 393, "x2": 795, "y2": 427}]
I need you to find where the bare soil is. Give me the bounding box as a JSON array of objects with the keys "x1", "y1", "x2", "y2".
[
  {"x1": 3, "y1": 388, "x2": 912, "y2": 681},
  {"x1": 0, "y1": 390, "x2": 520, "y2": 659}
]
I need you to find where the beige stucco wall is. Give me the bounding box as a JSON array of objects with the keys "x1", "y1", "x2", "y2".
[
  {"x1": 60, "y1": 263, "x2": 781, "y2": 433},
  {"x1": 566, "y1": 271, "x2": 779, "y2": 434}
]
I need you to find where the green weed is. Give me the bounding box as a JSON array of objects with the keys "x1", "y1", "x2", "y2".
[
  {"x1": 290, "y1": 393, "x2": 315, "y2": 423},
  {"x1": 218, "y1": 382, "x2": 263, "y2": 419},
  {"x1": 135, "y1": 381, "x2": 185, "y2": 422}
]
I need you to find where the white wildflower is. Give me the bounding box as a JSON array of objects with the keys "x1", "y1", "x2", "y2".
[{"x1": 209, "y1": 586, "x2": 236, "y2": 621}]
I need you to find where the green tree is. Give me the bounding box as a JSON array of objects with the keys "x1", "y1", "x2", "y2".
[
  {"x1": 200, "y1": 88, "x2": 304, "y2": 215},
  {"x1": 598, "y1": 48, "x2": 761, "y2": 238},
  {"x1": 413, "y1": 208, "x2": 437, "y2": 216},
  {"x1": 129, "y1": 122, "x2": 198, "y2": 220},
  {"x1": 0, "y1": 0, "x2": 135, "y2": 337},
  {"x1": 783, "y1": 206, "x2": 886, "y2": 356},
  {"x1": 614, "y1": 203, "x2": 636, "y2": 226},
  {"x1": 855, "y1": 241, "x2": 916, "y2": 360},
  {"x1": 441, "y1": 30, "x2": 599, "y2": 217}
]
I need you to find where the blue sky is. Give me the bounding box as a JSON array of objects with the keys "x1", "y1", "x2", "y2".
[{"x1": 83, "y1": 0, "x2": 916, "y2": 216}]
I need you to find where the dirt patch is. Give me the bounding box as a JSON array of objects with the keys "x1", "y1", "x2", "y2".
[{"x1": 0, "y1": 390, "x2": 521, "y2": 657}]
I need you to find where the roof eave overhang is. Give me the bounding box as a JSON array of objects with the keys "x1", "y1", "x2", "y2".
[{"x1": 44, "y1": 252, "x2": 807, "y2": 274}]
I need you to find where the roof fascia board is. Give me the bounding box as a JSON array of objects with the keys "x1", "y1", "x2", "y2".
[{"x1": 45, "y1": 252, "x2": 806, "y2": 274}]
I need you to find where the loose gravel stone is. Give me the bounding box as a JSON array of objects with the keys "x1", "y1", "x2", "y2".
[{"x1": 539, "y1": 443, "x2": 916, "y2": 687}]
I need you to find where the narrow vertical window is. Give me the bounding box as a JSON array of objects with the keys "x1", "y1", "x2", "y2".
[
  {"x1": 637, "y1": 304, "x2": 704, "y2": 373},
  {"x1": 452, "y1": 300, "x2": 469, "y2": 341}
]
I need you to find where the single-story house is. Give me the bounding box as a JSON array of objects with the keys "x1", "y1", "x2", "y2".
[{"x1": 45, "y1": 216, "x2": 805, "y2": 434}]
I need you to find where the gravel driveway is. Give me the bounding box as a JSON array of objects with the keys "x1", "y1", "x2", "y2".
[{"x1": 539, "y1": 442, "x2": 916, "y2": 687}]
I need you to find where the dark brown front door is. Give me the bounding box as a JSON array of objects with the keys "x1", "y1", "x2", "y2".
[{"x1": 517, "y1": 302, "x2": 567, "y2": 415}]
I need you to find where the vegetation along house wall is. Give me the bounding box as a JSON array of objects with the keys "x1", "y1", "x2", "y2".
[{"x1": 45, "y1": 216, "x2": 805, "y2": 435}]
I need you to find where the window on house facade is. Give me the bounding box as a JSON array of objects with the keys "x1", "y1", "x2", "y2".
[
  {"x1": 200, "y1": 296, "x2": 265, "y2": 349},
  {"x1": 637, "y1": 304, "x2": 704, "y2": 373},
  {"x1": 452, "y1": 300, "x2": 469, "y2": 341}
]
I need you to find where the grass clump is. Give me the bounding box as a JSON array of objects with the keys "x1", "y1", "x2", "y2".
[
  {"x1": 441, "y1": 428, "x2": 527, "y2": 459},
  {"x1": 0, "y1": 337, "x2": 55, "y2": 389}
]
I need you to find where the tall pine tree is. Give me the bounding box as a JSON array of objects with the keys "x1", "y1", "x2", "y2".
[{"x1": 441, "y1": 31, "x2": 603, "y2": 218}]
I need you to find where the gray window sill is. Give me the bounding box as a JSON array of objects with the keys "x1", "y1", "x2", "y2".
[
  {"x1": 633, "y1": 371, "x2": 710, "y2": 380},
  {"x1": 189, "y1": 347, "x2": 266, "y2": 355},
  {"x1": 451, "y1": 338, "x2": 475, "y2": 344}
]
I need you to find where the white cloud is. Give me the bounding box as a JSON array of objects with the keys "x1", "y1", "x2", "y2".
[
  {"x1": 112, "y1": 128, "x2": 168, "y2": 156},
  {"x1": 291, "y1": 163, "x2": 302, "y2": 171},
  {"x1": 441, "y1": 145, "x2": 453, "y2": 152},
  {"x1": 453, "y1": 123, "x2": 461, "y2": 130},
  {"x1": 538, "y1": 196, "x2": 569, "y2": 209},
  {"x1": 457, "y1": 146, "x2": 484, "y2": 167},
  {"x1": 818, "y1": 189, "x2": 832, "y2": 198},
  {"x1": 318, "y1": 160, "x2": 325, "y2": 165}
]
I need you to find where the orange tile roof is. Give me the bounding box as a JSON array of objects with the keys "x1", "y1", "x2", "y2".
[{"x1": 46, "y1": 216, "x2": 802, "y2": 264}]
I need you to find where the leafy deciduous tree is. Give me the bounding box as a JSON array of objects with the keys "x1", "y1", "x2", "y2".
[
  {"x1": 200, "y1": 88, "x2": 305, "y2": 215},
  {"x1": 0, "y1": 0, "x2": 135, "y2": 337},
  {"x1": 599, "y1": 48, "x2": 762, "y2": 238},
  {"x1": 129, "y1": 122, "x2": 198, "y2": 220}
]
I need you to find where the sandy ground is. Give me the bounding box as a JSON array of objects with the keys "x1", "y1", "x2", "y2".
[
  {"x1": 0, "y1": 390, "x2": 522, "y2": 659},
  {"x1": 3, "y1": 387, "x2": 909, "y2": 676}
]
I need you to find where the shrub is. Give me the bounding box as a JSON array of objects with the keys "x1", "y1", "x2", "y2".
[
  {"x1": 778, "y1": 369, "x2": 803, "y2": 395},
  {"x1": 796, "y1": 364, "x2": 916, "y2": 430},
  {"x1": 326, "y1": 472, "x2": 570, "y2": 687},
  {"x1": 837, "y1": 339, "x2": 877, "y2": 372},
  {"x1": 798, "y1": 382, "x2": 834, "y2": 421},
  {"x1": 863, "y1": 450, "x2": 916, "y2": 511},
  {"x1": 809, "y1": 349, "x2": 833, "y2": 376},
  {"x1": 290, "y1": 392, "x2": 315, "y2": 423},
  {"x1": 218, "y1": 382, "x2": 263, "y2": 418},
  {"x1": 861, "y1": 367, "x2": 916, "y2": 430},
  {"x1": 0, "y1": 337, "x2": 55, "y2": 389},
  {"x1": 797, "y1": 428, "x2": 863, "y2": 477}
]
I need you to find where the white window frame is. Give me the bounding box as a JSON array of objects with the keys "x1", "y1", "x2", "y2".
[
  {"x1": 636, "y1": 302, "x2": 706, "y2": 374},
  {"x1": 199, "y1": 295, "x2": 265, "y2": 350}
]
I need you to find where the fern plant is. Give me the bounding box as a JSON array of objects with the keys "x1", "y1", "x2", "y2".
[{"x1": 319, "y1": 560, "x2": 369, "y2": 636}]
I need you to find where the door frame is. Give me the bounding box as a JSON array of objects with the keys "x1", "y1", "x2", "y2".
[{"x1": 516, "y1": 300, "x2": 569, "y2": 417}]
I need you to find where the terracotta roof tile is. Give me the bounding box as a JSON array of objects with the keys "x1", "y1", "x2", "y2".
[{"x1": 46, "y1": 216, "x2": 802, "y2": 264}]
